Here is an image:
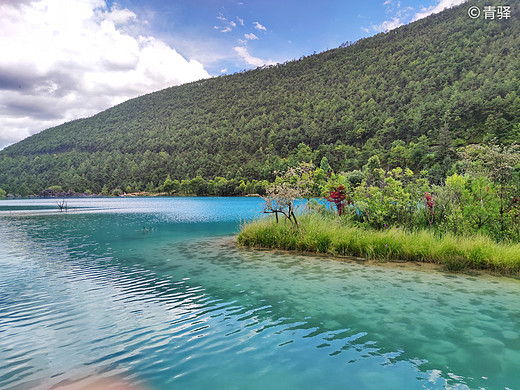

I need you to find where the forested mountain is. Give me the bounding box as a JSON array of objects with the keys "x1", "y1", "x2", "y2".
[{"x1": 1, "y1": 0, "x2": 519, "y2": 195}]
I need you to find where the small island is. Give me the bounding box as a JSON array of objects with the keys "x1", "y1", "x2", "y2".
[{"x1": 239, "y1": 143, "x2": 520, "y2": 276}]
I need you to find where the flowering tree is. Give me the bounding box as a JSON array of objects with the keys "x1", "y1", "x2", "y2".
[
  {"x1": 262, "y1": 163, "x2": 312, "y2": 225},
  {"x1": 326, "y1": 185, "x2": 348, "y2": 215},
  {"x1": 263, "y1": 182, "x2": 300, "y2": 225},
  {"x1": 424, "y1": 191, "x2": 435, "y2": 226}
]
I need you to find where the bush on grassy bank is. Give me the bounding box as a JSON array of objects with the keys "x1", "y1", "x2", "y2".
[{"x1": 238, "y1": 214, "x2": 520, "y2": 274}]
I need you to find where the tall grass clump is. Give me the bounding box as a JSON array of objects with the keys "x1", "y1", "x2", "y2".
[{"x1": 238, "y1": 214, "x2": 520, "y2": 275}]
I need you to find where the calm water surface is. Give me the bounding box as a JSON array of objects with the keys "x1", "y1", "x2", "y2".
[{"x1": 1, "y1": 197, "x2": 519, "y2": 390}]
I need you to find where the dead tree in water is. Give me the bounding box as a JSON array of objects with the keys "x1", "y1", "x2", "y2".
[{"x1": 57, "y1": 199, "x2": 68, "y2": 212}]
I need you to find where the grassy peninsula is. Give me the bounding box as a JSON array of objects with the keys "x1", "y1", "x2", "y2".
[
  {"x1": 238, "y1": 144, "x2": 520, "y2": 275},
  {"x1": 238, "y1": 214, "x2": 520, "y2": 275}
]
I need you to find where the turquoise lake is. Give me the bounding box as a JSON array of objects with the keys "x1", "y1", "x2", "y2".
[{"x1": 1, "y1": 197, "x2": 519, "y2": 390}]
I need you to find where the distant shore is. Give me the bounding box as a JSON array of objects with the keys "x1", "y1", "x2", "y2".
[{"x1": 28, "y1": 190, "x2": 263, "y2": 198}]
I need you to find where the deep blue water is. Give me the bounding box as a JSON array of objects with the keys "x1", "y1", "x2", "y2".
[{"x1": 1, "y1": 197, "x2": 519, "y2": 390}]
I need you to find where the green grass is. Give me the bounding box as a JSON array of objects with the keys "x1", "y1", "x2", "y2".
[{"x1": 237, "y1": 214, "x2": 520, "y2": 275}]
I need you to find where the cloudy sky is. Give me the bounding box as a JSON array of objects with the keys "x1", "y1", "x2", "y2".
[{"x1": 0, "y1": 0, "x2": 468, "y2": 150}]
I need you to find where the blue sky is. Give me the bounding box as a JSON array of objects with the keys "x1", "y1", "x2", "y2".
[
  {"x1": 0, "y1": 0, "x2": 467, "y2": 149},
  {"x1": 107, "y1": 0, "x2": 462, "y2": 75}
]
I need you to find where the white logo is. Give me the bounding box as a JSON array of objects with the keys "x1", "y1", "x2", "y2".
[{"x1": 468, "y1": 6, "x2": 481, "y2": 18}]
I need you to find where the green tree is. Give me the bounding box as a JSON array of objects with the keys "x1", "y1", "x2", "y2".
[
  {"x1": 189, "y1": 176, "x2": 208, "y2": 196},
  {"x1": 319, "y1": 156, "x2": 331, "y2": 173},
  {"x1": 363, "y1": 155, "x2": 383, "y2": 187},
  {"x1": 111, "y1": 188, "x2": 123, "y2": 196},
  {"x1": 162, "y1": 175, "x2": 179, "y2": 195}
]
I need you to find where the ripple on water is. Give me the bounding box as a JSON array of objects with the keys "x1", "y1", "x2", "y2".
[{"x1": 1, "y1": 199, "x2": 520, "y2": 390}]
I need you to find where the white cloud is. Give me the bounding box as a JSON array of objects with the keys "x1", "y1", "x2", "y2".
[
  {"x1": 412, "y1": 0, "x2": 468, "y2": 21},
  {"x1": 216, "y1": 13, "x2": 236, "y2": 33},
  {"x1": 236, "y1": 16, "x2": 244, "y2": 26},
  {"x1": 383, "y1": 0, "x2": 403, "y2": 14},
  {"x1": 253, "y1": 21, "x2": 267, "y2": 31},
  {"x1": 373, "y1": 17, "x2": 404, "y2": 32},
  {"x1": 100, "y1": 4, "x2": 137, "y2": 25},
  {"x1": 244, "y1": 33, "x2": 259, "y2": 40},
  {"x1": 368, "y1": 0, "x2": 466, "y2": 33},
  {"x1": 0, "y1": 0, "x2": 210, "y2": 150},
  {"x1": 233, "y1": 46, "x2": 275, "y2": 68}
]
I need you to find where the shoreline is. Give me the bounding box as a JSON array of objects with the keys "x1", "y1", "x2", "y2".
[
  {"x1": 236, "y1": 242, "x2": 519, "y2": 279},
  {"x1": 237, "y1": 214, "x2": 520, "y2": 277},
  {"x1": 9, "y1": 192, "x2": 264, "y2": 199}
]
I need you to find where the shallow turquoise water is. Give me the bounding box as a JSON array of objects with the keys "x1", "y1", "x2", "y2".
[{"x1": 1, "y1": 197, "x2": 519, "y2": 390}]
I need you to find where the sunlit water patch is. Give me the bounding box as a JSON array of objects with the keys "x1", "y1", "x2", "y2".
[{"x1": 0, "y1": 198, "x2": 519, "y2": 390}]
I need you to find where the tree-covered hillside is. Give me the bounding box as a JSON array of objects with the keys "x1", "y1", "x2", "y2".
[{"x1": 1, "y1": 0, "x2": 519, "y2": 195}]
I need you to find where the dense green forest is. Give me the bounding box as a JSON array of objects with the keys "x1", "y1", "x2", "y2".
[{"x1": 0, "y1": 0, "x2": 519, "y2": 196}]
